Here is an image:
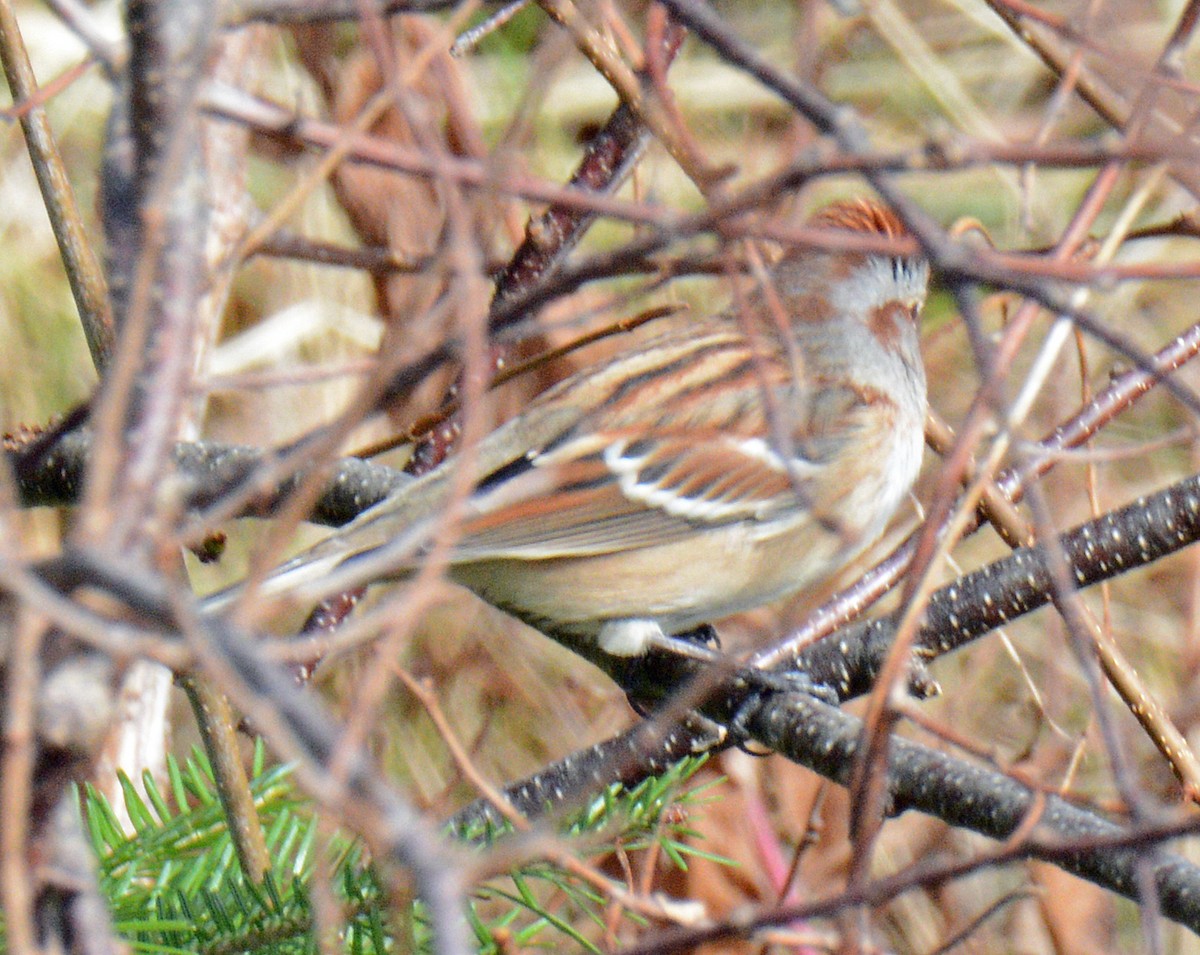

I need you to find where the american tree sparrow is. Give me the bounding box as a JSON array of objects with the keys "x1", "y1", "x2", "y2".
[{"x1": 211, "y1": 198, "x2": 929, "y2": 658}]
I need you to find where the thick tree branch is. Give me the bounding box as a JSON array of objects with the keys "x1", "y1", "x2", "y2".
[{"x1": 795, "y1": 472, "x2": 1200, "y2": 699}]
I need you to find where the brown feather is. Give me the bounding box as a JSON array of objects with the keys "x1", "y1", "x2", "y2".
[{"x1": 810, "y1": 197, "x2": 908, "y2": 239}]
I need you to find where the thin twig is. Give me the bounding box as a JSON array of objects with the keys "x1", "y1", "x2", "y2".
[{"x1": 0, "y1": 0, "x2": 113, "y2": 370}]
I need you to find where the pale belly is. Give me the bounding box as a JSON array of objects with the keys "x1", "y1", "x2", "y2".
[
  {"x1": 452, "y1": 518, "x2": 852, "y2": 639},
  {"x1": 451, "y1": 401, "x2": 922, "y2": 642}
]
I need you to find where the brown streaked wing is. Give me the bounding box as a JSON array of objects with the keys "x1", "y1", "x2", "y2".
[
  {"x1": 550, "y1": 326, "x2": 766, "y2": 430},
  {"x1": 604, "y1": 430, "x2": 809, "y2": 523},
  {"x1": 449, "y1": 453, "x2": 708, "y2": 558},
  {"x1": 448, "y1": 430, "x2": 820, "y2": 561},
  {"x1": 445, "y1": 326, "x2": 827, "y2": 559}
]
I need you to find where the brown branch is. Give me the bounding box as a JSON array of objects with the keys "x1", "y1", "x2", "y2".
[
  {"x1": 404, "y1": 17, "x2": 685, "y2": 476},
  {"x1": 179, "y1": 675, "x2": 271, "y2": 881},
  {"x1": 0, "y1": 0, "x2": 113, "y2": 370},
  {"x1": 223, "y1": 0, "x2": 474, "y2": 26}
]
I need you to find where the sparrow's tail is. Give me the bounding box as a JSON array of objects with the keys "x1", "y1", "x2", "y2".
[{"x1": 200, "y1": 545, "x2": 348, "y2": 616}]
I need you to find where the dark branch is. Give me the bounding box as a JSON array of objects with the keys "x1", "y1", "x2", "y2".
[{"x1": 795, "y1": 471, "x2": 1200, "y2": 699}]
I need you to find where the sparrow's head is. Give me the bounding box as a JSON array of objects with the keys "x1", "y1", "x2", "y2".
[
  {"x1": 808, "y1": 197, "x2": 928, "y2": 319},
  {"x1": 760, "y1": 198, "x2": 928, "y2": 363}
]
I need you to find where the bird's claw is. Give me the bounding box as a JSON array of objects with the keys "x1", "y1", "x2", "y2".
[{"x1": 728, "y1": 667, "x2": 839, "y2": 750}]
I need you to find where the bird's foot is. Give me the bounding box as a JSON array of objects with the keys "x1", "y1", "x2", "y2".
[
  {"x1": 728, "y1": 668, "x2": 840, "y2": 750},
  {"x1": 598, "y1": 619, "x2": 723, "y2": 662}
]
